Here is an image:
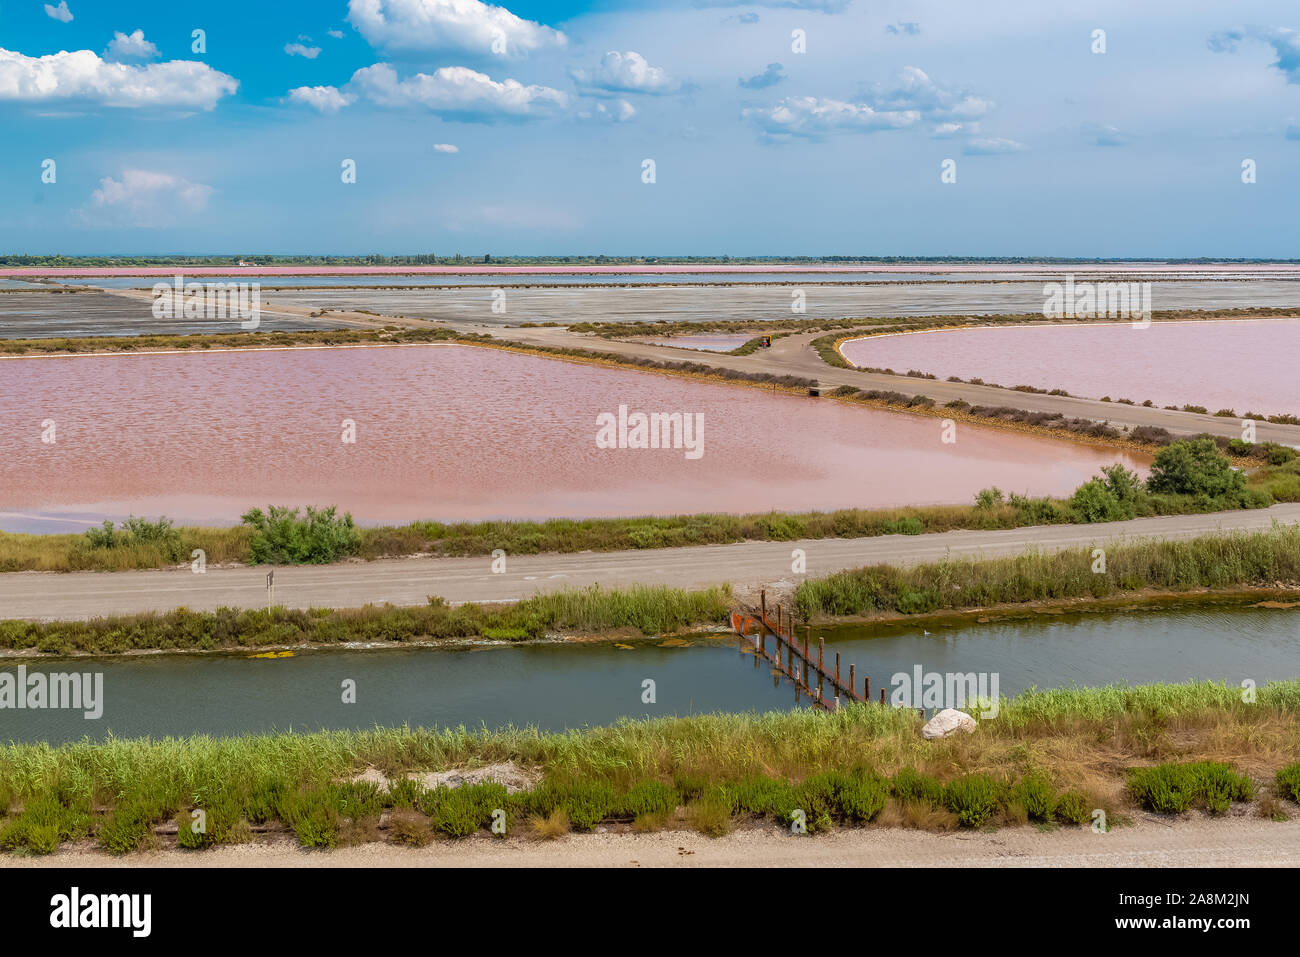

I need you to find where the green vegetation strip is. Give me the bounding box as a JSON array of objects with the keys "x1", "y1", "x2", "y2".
[
  {"x1": 0, "y1": 584, "x2": 734, "y2": 655},
  {"x1": 1, "y1": 680, "x2": 1297, "y2": 854},
  {"x1": 796, "y1": 524, "x2": 1300, "y2": 620}
]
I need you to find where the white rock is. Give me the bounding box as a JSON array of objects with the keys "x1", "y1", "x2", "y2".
[{"x1": 921, "y1": 708, "x2": 977, "y2": 740}]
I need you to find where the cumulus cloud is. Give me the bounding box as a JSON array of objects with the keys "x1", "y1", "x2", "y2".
[
  {"x1": 345, "y1": 63, "x2": 567, "y2": 119},
  {"x1": 347, "y1": 0, "x2": 565, "y2": 56},
  {"x1": 432, "y1": 142, "x2": 459, "y2": 152},
  {"x1": 0, "y1": 47, "x2": 237, "y2": 109},
  {"x1": 739, "y1": 62, "x2": 785, "y2": 90},
  {"x1": 328, "y1": 29, "x2": 345, "y2": 39},
  {"x1": 1208, "y1": 26, "x2": 1300, "y2": 83},
  {"x1": 285, "y1": 42, "x2": 321, "y2": 58},
  {"x1": 44, "y1": 2, "x2": 73, "y2": 23},
  {"x1": 963, "y1": 136, "x2": 1025, "y2": 155},
  {"x1": 106, "y1": 29, "x2": 158, "y2": 61},
  {"x1": 570, "y1": 51, "x2": 680, "y2": 96},
  {"x1": 745, "y1": 67, "x2": 990, "y2": 140},
  {"x1": 80, "y1": 169, "x2": 213, "y2": 228},
  {"x1": 861, "y1": 66, "x2": 991, "y2": 121},
  {"x1": 287, "y1": 84, "x2": 355, "y2": 111},
  {"x1": 745, "y1": 96, "x2": 919, "y2": 138}
]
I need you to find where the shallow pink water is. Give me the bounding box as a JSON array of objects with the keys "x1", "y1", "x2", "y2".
[
  {"x1": 0, "y1": 345, "x2": 1146, "y2": 530},
  {"x1": 841, "y1": 320, "x2": 1300, "y2": 416}
]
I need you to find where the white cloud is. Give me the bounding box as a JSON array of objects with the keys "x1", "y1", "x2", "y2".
[
  {"x1": 963, "y1": 136, "x2": 1026, "y2": 155},
  {"x1": 285, "y1": 42, "x2": 322, "y2": 58},
  {"x1": 570, "y1": 51, "x2": 680, "y2": 96},
  {"x1": 579, "y1": 98, "x2": 636, "y2": 122},
  {"x1": 432, "y1": 142, "x2": 459, "y2": 152},
  {"x1": 347, "y1": 0, "x2": 565, "y2": 56},
  {"x1": 1209, "y1": 26, "x2": 1300, "y2": 83},
  {"x1": 328, "y1": 29, "x2": 345, "y2": 39},
  {"x1": 44, "y1": 2, "x2": 73, "y2": 23},
  {"x1": 80, "y1": 169, "x2": 213, "y2": 228},
  {"x1": 106, "y1": 29, "x2": 158, "y2": 61},
  {"x1": 744, "y1": 96, "x2": 919, "y2": 138},
  {"x1": 348, "y1": 63, "x2": 567, "y2": 119},
  {"x1": 287, "y1": 85, "x2": 356, "y2": 112},
  {"x1": 0, "y1": 47, "x2": 237, "y2": 109},
  {"x1": 745, "y1": 66, "x2": 994, "y2": 141},
  {"x1": 862, "y1": 66, "x2": 990, "y2": 121}
]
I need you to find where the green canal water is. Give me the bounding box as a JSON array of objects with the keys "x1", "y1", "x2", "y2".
[{"x1": 1, "y1": 604, "x2": 1296, "y2": 744}]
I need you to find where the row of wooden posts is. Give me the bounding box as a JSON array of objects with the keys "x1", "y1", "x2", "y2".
[{"x1": 731, "y1": 590, "x2": 887, "y2": 711}]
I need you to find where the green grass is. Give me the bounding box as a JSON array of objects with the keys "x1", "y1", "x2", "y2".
[
  {"x1": 0, "y1": 679, "x2": 1297, "y2": 853},
  {"x1": 795, "y1": 524, "x2": 1300, "y2": 622},
  {"x1": 0, "y1": 583, "x2": 734, "y2": 655}
]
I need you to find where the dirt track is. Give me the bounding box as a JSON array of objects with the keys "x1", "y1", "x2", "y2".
[{"x1": 7, "y1": 816, "x2": 1298, "y2": 868}]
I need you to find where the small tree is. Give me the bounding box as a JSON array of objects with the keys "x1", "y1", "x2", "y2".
[{"x1": 1146, "y1": 438, "x2": 1245, "y2": 499}]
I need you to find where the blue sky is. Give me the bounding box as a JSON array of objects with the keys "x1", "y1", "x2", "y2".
[{"x1": 2, "y1": 0, "x2": 1299, "y2": 256}]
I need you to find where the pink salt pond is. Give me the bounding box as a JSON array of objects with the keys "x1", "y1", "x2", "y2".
[
  {"x1": 840, "y1": 319, "x2": 1299, "y2": 416},
  {"x1": 0, "y1": 344, "x2": 1147, "y2": 531}
]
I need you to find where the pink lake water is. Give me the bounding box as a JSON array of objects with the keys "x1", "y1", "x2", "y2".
[
  {"x1": 0, "y1": 344, "x2": 1146, "y2": 531},
  {"x1": 840, "y1": 319, "x2": 1300, "y2": 416}
]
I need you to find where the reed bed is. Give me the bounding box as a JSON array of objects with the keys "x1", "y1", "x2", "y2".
[
  {"x1": 1, "y1": 679, "x2": 1298, "y2": 853},
  {"x1": 796, "y1": 524, "x2": 1300, "y2": 620}
]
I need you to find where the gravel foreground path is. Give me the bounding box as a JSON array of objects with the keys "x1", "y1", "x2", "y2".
[{"x1": 7, "y1": 818, "x2": 1299, "y2": 868}]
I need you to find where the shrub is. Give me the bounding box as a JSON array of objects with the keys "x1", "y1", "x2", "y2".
[
  {"x1": 1012, "y1": 774, "x2": 1057, "y2": 822},
  {"x1": 241, "y1": 505, "x2": 362, "y2": 565},
  {"x1": 82, "y1": 516, "x2": 186, "y2": 562},
  {"x1": 1147, "y1": 439, "x2": 1246, "y2": 500},
  {"x1": 943, "y1": 774, "x2": 1005, "y2": 828},
  {"x1": 1275, "y1": 764, "x2": 1300, "y2": 804},
  {"x1": 420, "y1": 783, "x2": 507, "y2": 837},
  {"x1": 615, "y1": 780, "x2": 678, "y2": 819},
  {"x1": 1127, "y1": 761, "x2": 1254, "y2": 815},
  {"x1": 974, "y1": 487, "x2": 1004, "y2": 509},
  {"x1": 1053, "y1": 791, "x2": 1093, "y2": 825},
  {"x1": 891, "y1": 768, "x2": 943, "y2": 806}
]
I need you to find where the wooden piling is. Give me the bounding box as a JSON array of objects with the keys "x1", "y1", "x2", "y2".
[
  {"x1": 817, "y1": 638, "x2": 824, "y2": 700},
  {"x1": 864, "y1": 675, "x2": 870, "y2": 702},
  {"x1": 880, "y1": 687, "x2": 886, "y2": 705},
  {"x1": 849, "y1": 664, "x2": 855, "y2": 699}
]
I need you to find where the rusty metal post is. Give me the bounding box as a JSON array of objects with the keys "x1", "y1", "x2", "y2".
[
  {"x1": 849, "y1": 664, "x2": 855, "y2": 700},
  {"x1": 760, "y1": 589, "x2": 766, "y2": 620},
  {"x1": 817, "y1": 637, "x2": 824, "y2": 700},
  {"x1": 880, "y1": 687, "x2": 886, "y2": 705},
  {"x1": 864, "y1": 675, "x2": 870, "y2": 703}
]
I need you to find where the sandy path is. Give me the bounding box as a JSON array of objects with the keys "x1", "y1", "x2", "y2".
[{"x1": 6, "y1": 817, "x2": 1298, "y2": 868}]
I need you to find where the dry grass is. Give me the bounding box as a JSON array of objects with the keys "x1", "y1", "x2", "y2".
[{"x1": 529, "y1": 809, "x2": 570, "y2": 840}]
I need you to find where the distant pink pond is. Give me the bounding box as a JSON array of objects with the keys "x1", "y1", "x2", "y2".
[
  {"x1": 0, "y1": 345, "x2": 1146, "y2": 531},
  {"x1": 841, "y1": 320, "x2": 1300, "y2": 416}
]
